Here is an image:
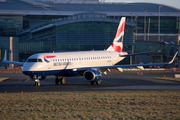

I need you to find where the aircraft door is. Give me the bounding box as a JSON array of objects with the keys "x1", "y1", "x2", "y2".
[
  {"x1": 48, "y1": 60, "x2": 52, "y2": 69},
  {"x1": 78, "y1": 56, "x2": 81, "y2": 65}
]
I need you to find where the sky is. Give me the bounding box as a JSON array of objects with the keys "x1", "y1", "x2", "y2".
[{"x1": 107, "y1": 0, "x2": 180, "y2": 9}]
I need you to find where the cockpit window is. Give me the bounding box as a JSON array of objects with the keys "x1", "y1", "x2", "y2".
[
  {"x1": 38, "y1": 59, "x2": 42, "y2": 62},
  {"x1": 27, "y1": 59, "x2": 43, "y2": 62},
  {"x1": 27, "y1": 59, "x2": 37, "y2": 62}
]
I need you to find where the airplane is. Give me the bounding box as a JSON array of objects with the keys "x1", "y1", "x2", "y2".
[{"x1": 3, "y1": 17, "x2": 178, "y2": 86}]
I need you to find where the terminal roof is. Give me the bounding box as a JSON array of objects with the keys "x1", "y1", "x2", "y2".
[{"x1": 0, "y1": 0, "x2": 179, "y2": 16}]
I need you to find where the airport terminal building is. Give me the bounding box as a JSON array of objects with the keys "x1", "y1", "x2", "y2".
[{"x1": 0, "y1": 0, "x2": 180, "y2": 67}]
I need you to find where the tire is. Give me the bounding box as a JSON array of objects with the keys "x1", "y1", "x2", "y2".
[
  {"x1": 37, "y1": 82, "x2": 40, "y2": 86},
  {"x1": 96, "y1": 80, "x2": 101, "y2": 85},
  {"x1": 60, "y1": 78, "x2": 65, "y2": 85},
  {"x1": 55, "y1": 78, "x2": 60, "y2": 84},
  {"x1": 91, "y1": 81, "x2": 95, "y2": 85},
  {"x1": 34, "y1": 82, "x2": 40, "y2": 86}
]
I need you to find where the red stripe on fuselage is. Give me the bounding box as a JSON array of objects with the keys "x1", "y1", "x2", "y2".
[
  {"x1": 44, "y1": 56, "x2": 56, "y2": 59},
  {"x1": 111, "y1": 43, "x2": 122, "y2": 53},
  {"x1": 114, "y1": 22, "x2": 125, "y2": 39}
]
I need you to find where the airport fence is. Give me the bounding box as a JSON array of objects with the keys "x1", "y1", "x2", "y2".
[{"x1": 0, "y1": 69, "x2": 22, "y2": 71}]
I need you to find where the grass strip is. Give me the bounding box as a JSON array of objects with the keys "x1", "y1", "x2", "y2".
[{"x1": 0, "y1": 91, "x2": 180, "y2": 120}]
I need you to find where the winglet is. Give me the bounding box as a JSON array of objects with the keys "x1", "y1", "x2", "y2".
[
  {"x1": 167, "y1": 51, "x2": 178, "y2": 64},
  {"x1": 3, "y1": 50, "x2": 7, "y2": 62}
]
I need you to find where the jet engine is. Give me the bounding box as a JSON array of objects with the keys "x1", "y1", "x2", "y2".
[{"x1": 83, "y1": 70, "x2": 101, "y2": 82}]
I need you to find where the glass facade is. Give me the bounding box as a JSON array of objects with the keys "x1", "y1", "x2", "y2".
[
  {"x1": 134, "y1": 41, "x2": 164, "y2": 54},
  {"x1": 23, "y1": 15, "x2": 68, "y2": 29},
  {"x1": 109, "y1": 16, "x2": 180, "y2": 34},
  {"x1": 19, "y1": 40, "x2": 50, "y2": 53},
  {"x1": 19, "y1": 27, "x2": 55, "y2": 53},
  {"x1": 0, "y1": 16, "x2": 22, "y2": 36},
  {"x1": 55, "y1": 21, "x2": 133, "y2": 51},
  {"x1": 0, "y1": 47, "x2": 1, "y2": 60},
  {"x1": 137, "y1": 16, "x2": 178, "y2": 34}
]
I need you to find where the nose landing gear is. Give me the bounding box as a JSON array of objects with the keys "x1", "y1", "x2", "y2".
[
  {"x1": 33, "y1": 76, "x2": 40, "y2": 86},
  {"x1": 35, "y1": 80, "x2": 40, "y2": 86}
]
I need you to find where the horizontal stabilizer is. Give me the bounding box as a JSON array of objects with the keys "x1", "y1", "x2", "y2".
[{"x1": 119, "y1": 52, "x2": 154, "y2": 57}]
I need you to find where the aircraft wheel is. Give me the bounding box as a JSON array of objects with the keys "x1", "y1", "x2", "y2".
[
  {"x1": 37, "y1": 82, "x2": 40, "y2": 86},
  {"x1": 60, "y1": 78, "x2": 65, "y2": 85},
  {"x1": 96, "y1": 80, "x2": 101, "y2": 85},
  {"x1": 55, "y1": 78, "x2": 60, "y2": 84},
  {"x1": 91, "y1": 81, "x2": 95, "y2": 85},
  {"x1": 35, "y1": 82, "x2": 40, "y2": 86}
]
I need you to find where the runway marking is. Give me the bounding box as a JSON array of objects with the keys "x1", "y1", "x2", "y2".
[
  {"x1": 23, "y1": 78, "x2": 30, "y2": 82},
  {"x1": 93, "y1": 85, "x2": 180, "y2": 90},
  {"x1": 0, "y1": 77, "x2": 9, "y2": 82}
]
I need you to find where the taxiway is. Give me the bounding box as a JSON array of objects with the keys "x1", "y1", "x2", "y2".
[{"x1": 0, "y1": 71, "x2": 180, "y2": 93}]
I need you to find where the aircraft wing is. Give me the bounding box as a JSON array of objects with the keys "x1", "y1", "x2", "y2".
[
  {"x1": 119, "y1": 52, "x2": 154, "y2": 57},
  {"x1": 74, "y1": 51, "x2": 178, "y2": 71},
  {"x1": 3, "y1": 50, "x2": 24, "y2": 66}
]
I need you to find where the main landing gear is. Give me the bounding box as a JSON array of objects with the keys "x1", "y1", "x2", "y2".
[
  {"x1": 55, "y1": 77, "x2": 65, "y2": 85},
  {"x1": 91, "y1": 80, "x2": 101, "y2": 85}
]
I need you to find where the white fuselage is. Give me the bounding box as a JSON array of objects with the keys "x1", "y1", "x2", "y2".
[{"x1": 22, "y1": 51, "x2": 126, "y2": 76}]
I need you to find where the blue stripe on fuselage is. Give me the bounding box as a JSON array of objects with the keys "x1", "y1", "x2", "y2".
[{"x1": 23, "y1": 69, "x2": 79, "y2": 77}]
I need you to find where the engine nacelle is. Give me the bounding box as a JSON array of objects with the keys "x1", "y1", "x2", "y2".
[
  {"x1": 30, "y1": 75, "x2": 46, "y2": 81},
  {"x1": 83, "y1": 70, "x2": 101, "y2": 82}
]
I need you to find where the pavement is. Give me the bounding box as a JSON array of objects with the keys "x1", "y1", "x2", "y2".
[{"x1": 0, "y1": 71, "x2": 180, "y2": 93}]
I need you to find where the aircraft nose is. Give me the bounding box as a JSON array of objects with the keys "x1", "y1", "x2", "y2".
[{"x1": 22, "y1": 63, "x2": 38, "y2": 75}]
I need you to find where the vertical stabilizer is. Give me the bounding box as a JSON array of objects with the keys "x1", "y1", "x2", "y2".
[
  {"x1": 107, "y1": 17, "x2": 126, "y2": 53},
  {"x1": 3, "y1": 50, "x2": 7, "y2": 62}
]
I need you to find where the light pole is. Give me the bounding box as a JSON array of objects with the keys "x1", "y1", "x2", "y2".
[
  {"x1": 130, "y1": 13, "x2": 133, "y2": 23},
  {"x1": 158, "y1": 5, "x2": 161, "y2": 41},
  {"x1": 134, "y1": 16, "x2": 138, "y2": 40},
  {"x1": 130, "y1": 12, "x2": 134, "y2": 65},
  {"x1": 144, "y1": 10, "x2": 147, "y2": 41}
]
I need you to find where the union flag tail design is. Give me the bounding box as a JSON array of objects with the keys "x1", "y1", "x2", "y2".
[{"x1": 107, "y1": 17, "x2": 126, "y2": 53}]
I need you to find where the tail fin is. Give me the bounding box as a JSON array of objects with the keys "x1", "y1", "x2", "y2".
[{"x1": 107, "y1": 17, "x2": 126, "y2": 53}]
